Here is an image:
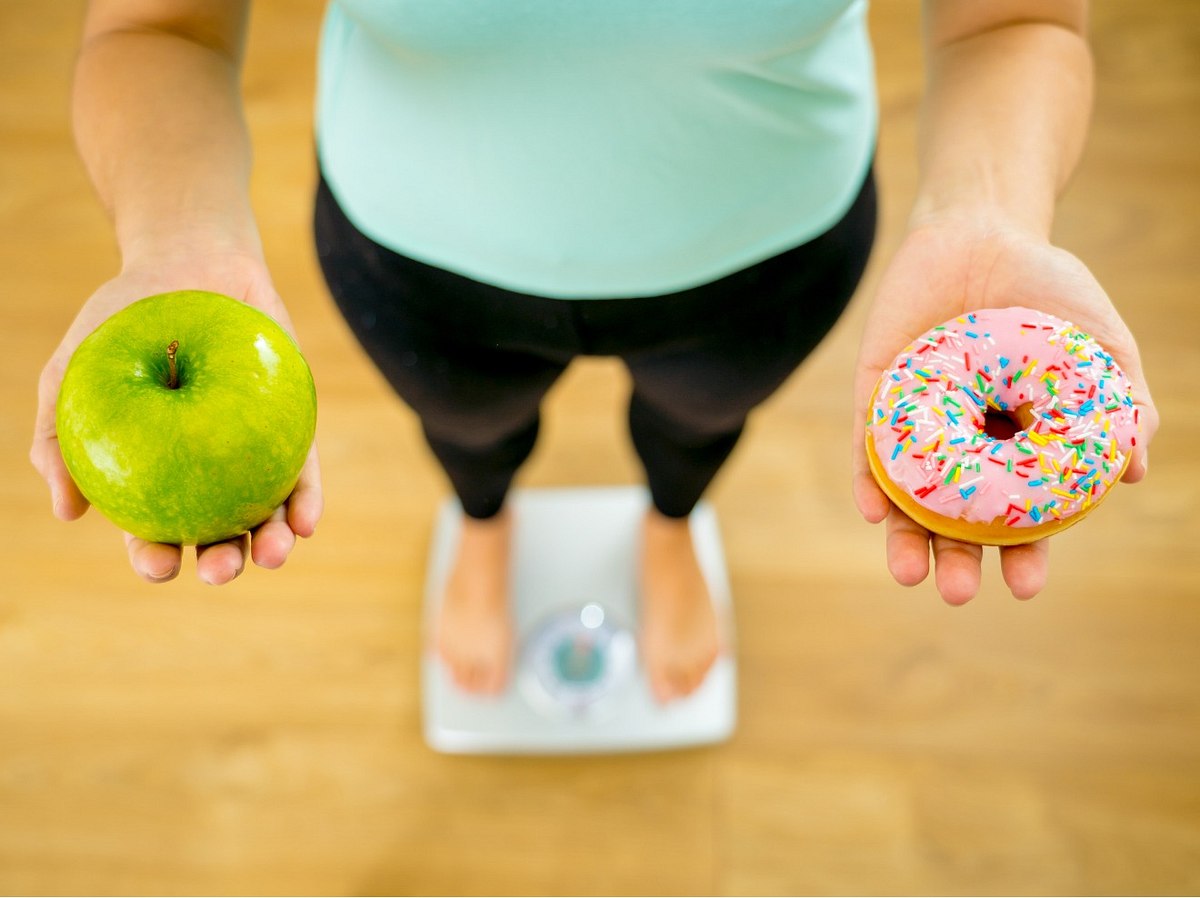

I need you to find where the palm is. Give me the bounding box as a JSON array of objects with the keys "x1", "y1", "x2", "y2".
[{"x1": 852, "y1": 221, "x2": 1155, "y2": 603}]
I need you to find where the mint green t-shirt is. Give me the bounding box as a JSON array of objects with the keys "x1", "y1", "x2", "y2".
[{"x1": 315, "y1": 0, "x2": 876, "y2": 299}]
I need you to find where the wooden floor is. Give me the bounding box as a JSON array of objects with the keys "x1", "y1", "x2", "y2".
[{"x1": 2, "y1": 2, "x2": 1199, "y2": 894}]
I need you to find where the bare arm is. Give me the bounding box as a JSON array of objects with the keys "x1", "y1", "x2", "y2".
[
  {"x1": 73, "y1": 0, "x2": 261, "y2": 264},
  {"x1": 851, "y1": 0, "x2": 1157, "y2": 603},
  {"x1": 33, "y1": 0, "x2": 322, "y2": 585},
  {"x1": 912, "y1": 0, "x2": 1091, "y2": 235}
]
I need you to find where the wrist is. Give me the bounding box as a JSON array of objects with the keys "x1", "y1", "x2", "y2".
[
  {"x1": 906, "y1": 192, "x2": 1052, "y2": 244},
  {"x1": 119, "y1": 218, "x2": 264, "y2": 273}
]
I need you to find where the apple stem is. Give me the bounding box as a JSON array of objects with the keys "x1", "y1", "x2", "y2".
[{"x1": 167, "y1": 340, "x2": 180, "y2": 389}]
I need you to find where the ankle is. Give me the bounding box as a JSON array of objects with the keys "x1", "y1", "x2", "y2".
[
  {"x1": 446, "y1": 507, "x2": 512, "y2": 606},
  {"x1": 644, "y1": 506, "x2": 692, "y2": 539},
  {"x1": 457, "y1": 507, "x2": 512, "y2": 550},
  {"x1": 462, "y1": 504, "x2": 511, "y2": 531}
]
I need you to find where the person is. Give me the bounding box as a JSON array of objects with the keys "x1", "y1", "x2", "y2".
[{"x1": 31, "y1": 0, "x2": 1158, "y2": 703}]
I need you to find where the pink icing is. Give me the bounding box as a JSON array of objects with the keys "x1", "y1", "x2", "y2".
[{"x1": 867, "y1": 307, "x2": 1139, "y2": 529}]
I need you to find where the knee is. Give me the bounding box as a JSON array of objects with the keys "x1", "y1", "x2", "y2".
[
  {"x1": 423, "y1": 400, "x2": 540, "y2": 455},
  {"x1": 628, "y1": 388, "x2": 745, "y2": 448}
]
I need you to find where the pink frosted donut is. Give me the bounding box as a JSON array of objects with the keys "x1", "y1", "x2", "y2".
[{"x1": 866, "y1": 306, "x2": 1140, "y2": 545}]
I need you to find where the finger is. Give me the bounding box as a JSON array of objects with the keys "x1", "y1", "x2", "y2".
[
  {"x1": 885, "y1": 506, "x2": 931, "y2": 587},
  {"x1": 853, "y1": 467, "x2": 891, "y2": 525},
  {"x1": 286, "y1": 443, "x2": 324, "y2": 539},
  {"x1": 124, "y1": 533, "x2": 182, "y2": 583},
  {"x1": 999, "y1": 539, "x2": 1050, "y2": 600},
  {"x1": 930, "y1": 534, "x2": 984, "y2": 606},
  {"x1": 250, "y1": 505, "x2": 296, "y2": 569},
  {"x1": 195, "y1": 533, "x2": 249, "y2": 586},
  {"x1": 251, "y1": 442, "x2": 323, "y2": 569}
]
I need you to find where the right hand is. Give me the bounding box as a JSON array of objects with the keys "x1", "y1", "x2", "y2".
[
  {"x1": 851, "y1": 215, "x2": 1157, "y2": 605},
  {"x1": 31, "y1": 248, "x2": 324, "y2": 585}
]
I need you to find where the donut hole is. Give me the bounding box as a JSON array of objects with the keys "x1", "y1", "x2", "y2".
[{"x1": 981, "y1": 403, "x2": 1035, "y2": 441}]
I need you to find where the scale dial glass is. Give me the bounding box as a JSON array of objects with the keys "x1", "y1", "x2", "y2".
[{"x1": 520, "y1": 603, "x2": 635, "y2": 717}]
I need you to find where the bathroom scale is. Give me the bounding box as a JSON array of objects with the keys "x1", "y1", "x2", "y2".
[{"x1": 421, "y1": 486, "x2": 737, "y2": 754}]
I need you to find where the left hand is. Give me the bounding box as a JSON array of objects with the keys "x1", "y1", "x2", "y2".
[
  {"x1": 851, "y1": 214, "x2": 1159, "y2": 604},
  {"x1": 31, "y1": 248, "x2": 324, "y2": 586}
]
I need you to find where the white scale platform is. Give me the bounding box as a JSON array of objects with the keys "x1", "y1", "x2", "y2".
[{"x1": 421, "y1": 486, "x2": 737, "y2": 755}]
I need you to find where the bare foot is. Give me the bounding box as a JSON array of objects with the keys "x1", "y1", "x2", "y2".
[
  {"x1": 434, "y1": 507, "x2": 514, "y2": 695},
  {"x1": 639, "y1": 508, "x2": 722, "y2": 703}
]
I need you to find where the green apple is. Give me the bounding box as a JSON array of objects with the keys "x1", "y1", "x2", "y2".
[{"x1": 56, "y1": 290, "x2": 317, "y2": 546}]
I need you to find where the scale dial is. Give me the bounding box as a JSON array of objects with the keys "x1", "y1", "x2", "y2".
[{"x1": 518, "y1": 603, "x2": 636, "y2": 718}]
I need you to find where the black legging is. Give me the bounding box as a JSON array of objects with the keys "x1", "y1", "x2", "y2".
[{"x1": 314, "y1": 170, "x2": 876, "y2": 520}]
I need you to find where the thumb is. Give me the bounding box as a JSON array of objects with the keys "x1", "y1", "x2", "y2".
[
  {"x1": 31, "y1": 364, "x2": 90, "y2": 521},
  {"x1": 852, "y1": 357, "x2": 891, "y2": 525}
]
